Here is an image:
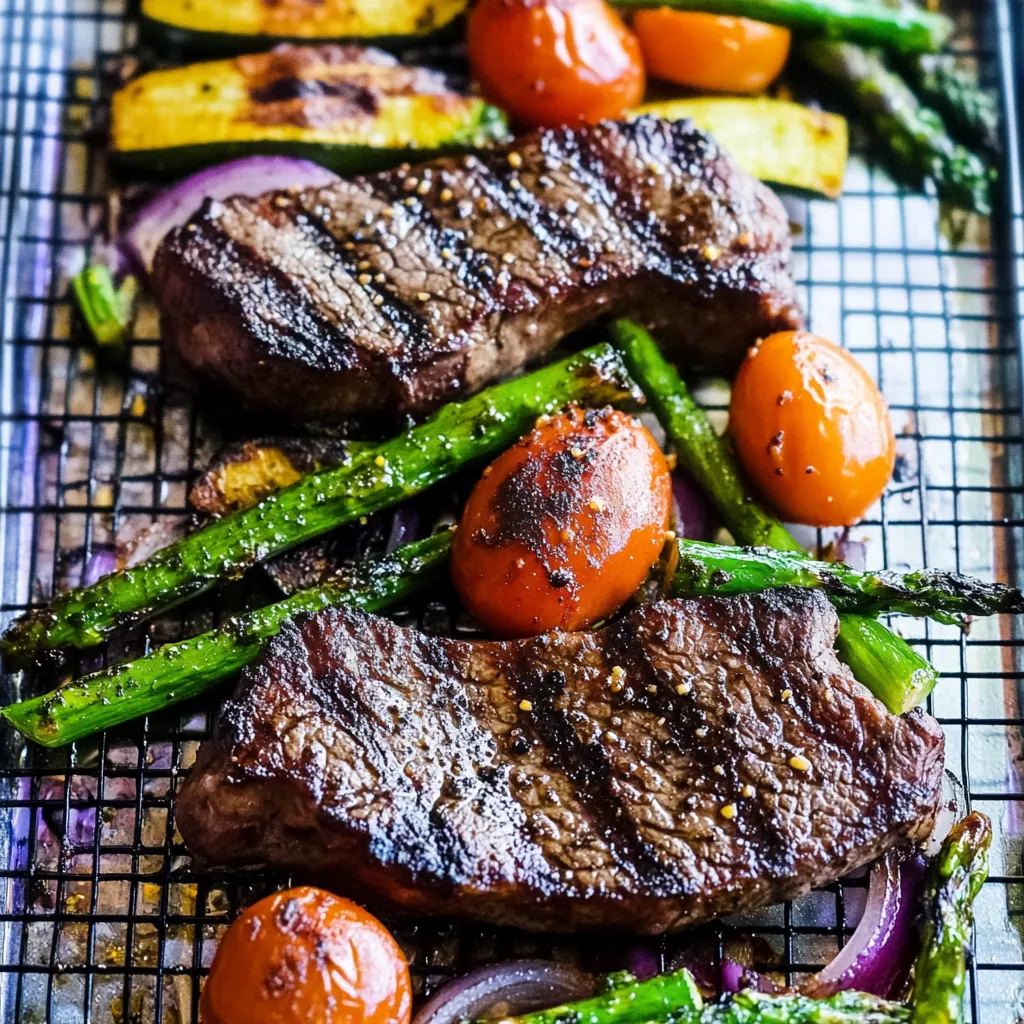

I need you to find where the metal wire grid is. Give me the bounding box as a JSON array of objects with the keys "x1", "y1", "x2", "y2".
[{"x1": 0, "y1": 0, "x2": 1021, "y2": 1021}]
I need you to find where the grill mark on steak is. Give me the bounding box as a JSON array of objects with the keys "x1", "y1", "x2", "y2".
[
  {"x1": 177, "y1": 590, "x2": 944, "y2": 932},
  {"x1": 512, "y1": 665, "x2": 676, "y2": 891},
  {"x1": 154, "y1": 117, "x2": 802, "y2": 422}
]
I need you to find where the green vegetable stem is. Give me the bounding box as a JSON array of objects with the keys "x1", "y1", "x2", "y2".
[
  {"x1": 0, "y1": 344, "x2": 641, "y2": 662},
  {"x1": 2, "y1": 532, "x2": 452, "y2": 748},
  {"x1": 911, "y1": 812, "x2": 993, "y2": 1024},
  {"x1": 71, "y1": 265, "x2": 138, "y2": 347},
  {"x1": 670, "y1": 538, "x2": 1024, "y2": 625},
  {"x1": 493, "y1": 968, "x2": 910, "y2": 1023}
]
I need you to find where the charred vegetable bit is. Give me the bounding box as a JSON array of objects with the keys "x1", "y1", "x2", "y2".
[
  {"x1": 492, "y1": 968, "x2": 910, "y2": 1023},
  {"x1": 612, "y1": 0, "x2": 952, "y2": 55},
  {"x1": 611, "y1": 318, "x2": 938, "y2": 715},
  {"x1": 911, "y1": 812, "x2": 992, "y2": 1024},
  {"x1": 1, "y1": 533, "x2": 451, "y2": 748},
  {"x1": 671, "y1": 538, "x2": 1024, "y2": 625},
  {"x1": 0, "y1": 344, "x2": 641, "y2": 662},
  {"x1": 799, "y1": 40, "x2": 994, "y2": 214},
  {"x1": 71, "y1": 265, "x2": 137, "y2": 346}
]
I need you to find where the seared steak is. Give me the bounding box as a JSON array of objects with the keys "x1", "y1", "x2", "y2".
[
  {"x1": 153, "y1": 117, "x2": 801, "y2": 422},
  {"x1": 177, "y1": 590, "x2": 943, "y2": 933}
]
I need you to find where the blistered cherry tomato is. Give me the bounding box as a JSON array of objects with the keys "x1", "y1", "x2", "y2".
[
  {"x1": 467, "y1": 0, "x2": 645, "y2": 128},
  {"x1": 451, "y1": 406, "x2": 671, "y2": 636},
  {"x1": 729, "y1": 331, "x2": 895, "y2": 527},
  {"x1": 632, "y1": 10, "x2": 790, "y2": 94},
  {"x1": 200, "y1": 887, "x2": 412, "y2": 1024}
]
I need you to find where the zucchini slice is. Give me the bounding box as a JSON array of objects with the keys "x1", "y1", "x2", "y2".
[
  {"x1": 141, "y1": 0, "x2": 468, "y2": 52},
  {"x1": 636, "y1": 97, "x2": 849, "y2": 199},
  {"x1": 111, "y1": 45, "x2": 508, "y2": 177}
]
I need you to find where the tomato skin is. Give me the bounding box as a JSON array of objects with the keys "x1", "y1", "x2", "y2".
[
  {"x1": 632, "y1": 10, "x2": 790, "y2": 94},
  {"x1": 200, "y1": 887, "x2": 412, "y2": 1024},
  {"x1": 729, "y1": 331, "x2": 895, "y2": 528},
  {"x1": 467, "y1": 0, "x2": 645, "y2": 128},
  {"x1": 451, "y1": 406, "x2": 671, "y2": 637}
]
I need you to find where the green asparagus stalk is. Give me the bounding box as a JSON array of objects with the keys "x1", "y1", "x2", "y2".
[
  {"x1": 1, "y1": 532, "x2": 452, "y2": 748},
  {"x1": 670, "y1": 538, "x2": 1024, "y2": 625},
  {"x1": 692, "y1": 990, "x2": 910, "y2": 1023},
  {"x1": 833, "y1": 614, "x2": 936, "y2": 714},
  {"x1": 611, "y1": 318, "x2": 938, "y2": 715},
  {"x1": 910, "y1": 812, "x2": 993, "y2": 1024},
  {"x1": 799, "y1": 40, "x2": 994, "y2": 214},
  {"x1": 902, "y1": 54, "x2": 1001, "y2": 156},
  {"x1": 494, "y1": 968, "x2": 704, "y2": 1024},
  {"x1": 14, "y1": 524, "x2": 1001, "y2": 748},
  {"x1": 493, "y1": 968, "x2": 910, "y2": 1024},
  {"x1": 71, "y1": 265, "x2": 137, "y2": 347},
  {"x1": 1, "y1": 344, "x2": 640, "y2": 663},
  {"x1": 612, "y1": 0, "x2": 951, "y2": 55}
]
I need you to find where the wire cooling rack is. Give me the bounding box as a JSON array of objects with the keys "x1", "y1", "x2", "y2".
[{"x1": 1, "y1": 1, "x2": 1024, "y2": 1021}]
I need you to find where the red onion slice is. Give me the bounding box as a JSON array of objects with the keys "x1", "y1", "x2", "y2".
[
  {"x1": 122, "y1": 156, "x2": 339, "y2": 274},
  {"x1": 412, "y1": 961, "x2": 596, "y2": 1024},
  {"x1": 801, "y1": 851, "x2": 926, "y2": 999},
  {"x1": 672, "y1": 468, "x2": 716, "y2": 541}
]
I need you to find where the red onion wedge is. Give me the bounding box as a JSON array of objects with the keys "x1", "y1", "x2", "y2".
[
  {"x1": 122, "y1": 156, "x2": 339, "y2": 274},
  {"x1": 412, "y1": 961, "x2": 596, "y2": 1024},
  {"x1": 672, "y1": 468, "x2": 716, "y2": 542},
  {"x1": 801, "y1": 850, "x2": 926, "y2": 1000}
]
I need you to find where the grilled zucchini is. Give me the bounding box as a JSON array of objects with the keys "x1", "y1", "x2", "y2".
[
  {"x1": 141, "y1": 0, "x2": 468, "y2": 52},
  {"x1": 111, "y1": 46, "x2": 508, "y2": 177},
  {"x1": 636, "y1": 97, "x2": 849, "y2": 199}
]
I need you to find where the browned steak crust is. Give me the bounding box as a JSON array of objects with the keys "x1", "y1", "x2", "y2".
[
  {"x1": 153, "y1": 117, "x2": 801, "y2": 422},
  {"x1": 176, "y1": 590, "x2": 943, "y2": 933}
]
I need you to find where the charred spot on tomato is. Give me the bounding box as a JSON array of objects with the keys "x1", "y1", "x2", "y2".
[{"x1": 451, "y1": 406, "x2": 671, "y2": 636}]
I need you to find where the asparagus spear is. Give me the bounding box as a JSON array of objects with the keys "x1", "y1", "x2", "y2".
[
  {"x1": 495, "y1": 968, "x2": 704, "y2": 1024},
  {"x1": 692, "y1": 990, "x2": 910, "y2": 1023},
  {"x1": 13, "y1": 525, "x2": 1008, "y2": 748},
  {"x1": 612, "y1": 0, "x2": 951, "y2": 55},
  {"x1": 799, "y1": 40, "x2": 994, "y2": 214},
  {"x1": 903, "y1": 54, "x2": 1001, "y2": 156},
  {"x1": 611, "y1": 318, "x2": 937, "y2": 715},
  {"x1": 910, "y1": 812, "x2": 992, "y2": 1024},
  {"x1": 493, "y1": 968, "x2": 910, "y2": 1024},
  {"x1": 1, "y1": 344, "x2": 640, "y2": 663},
  {"x1": 1, "y1": 532, "x2": 452, "y2": 748},
  {"x1": 670, "y1": 538, "x2": 1024, "y2": 625},
  {"x1": 71, "y1": 265, "x2": 137, "y2": 347}
]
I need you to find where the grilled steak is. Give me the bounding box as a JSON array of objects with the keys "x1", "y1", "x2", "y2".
[
  {"x1": 153, "y1": 116, "x2": 801, "y2": 422},
  {"x1": 177, "y1": 590, "x2": 943, "y2": 933}
]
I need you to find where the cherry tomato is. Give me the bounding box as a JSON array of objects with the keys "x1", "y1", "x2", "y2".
[
  {"x1": 729, "y1": 331, "x2": 895, "y2": 527},
  {"x1": 632, "y1": 10, "x2": 791, "y2": 94},
  {"x1": 451, "y1": 406, "x2": 671, "y2": 636},
  {"x1": 200, "y1": 887, "x2": 412, "y2": 1024},
  {"x1": 467, "y1": 0, "x2": 645, "y2": 128}
]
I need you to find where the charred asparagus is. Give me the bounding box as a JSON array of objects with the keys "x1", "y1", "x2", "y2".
[
  {"x1": 799, "y1": 40, "x2": 994, "y2": 214},
  {"x1": 2, "y1": 532, "x2": 452, "y2": 748},
  {"x1": 671, "y1": 538, "x2": 1024, "y2": 625},
  {"x1": 911, "y1": 812, "x2": 993, "y2": 1024},
  {"x1": 0, "y1": 345, "x2": 639, "y2": 662},
  {"x1": 496, "y1": 969, "x2": 910, "y2": 1023}
]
